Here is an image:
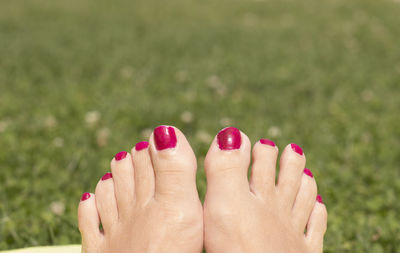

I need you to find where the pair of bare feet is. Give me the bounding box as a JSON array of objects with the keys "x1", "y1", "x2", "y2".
[{"x1": 78, "y1": 126, "x2": 327, "y2": 253}]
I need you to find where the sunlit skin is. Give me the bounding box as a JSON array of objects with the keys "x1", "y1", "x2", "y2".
[{"x1": 78, "y1": 126, "x2": 327, "y2": 253}]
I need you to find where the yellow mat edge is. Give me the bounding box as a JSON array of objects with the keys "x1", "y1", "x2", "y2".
[{"x1": 0, "y1": 245, "x2": 81, "y2": 253}]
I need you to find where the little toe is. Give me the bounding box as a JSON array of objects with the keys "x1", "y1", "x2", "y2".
[
  {"x1": 149, "y1": 125, "x2": 198, "y2": 201},
  {"x1": 277, "y1": 143, "x2": 306, "y2": 209},
  {"x1": 292, "y1": 168, "x2": 318, "y2": 232},
  {"x1": 78, "y1": 193, "x2": 102, "y2": 251},
  {"x1": 249, "y1": 139, "x2": 278, "y2": 198},
  {"x1": 131, "y1": 141, "x2": 155, "y2": 205},
  {"x1": 204, "y1": 127, "x2": 251, "y2": 196},
  {"x1": 95, "y1": 173, "x2": 119, "y2": 233},
  {"x1": 110, "y1": 151, "x2": 135, "y2": 219},
  {"x1": 306, "y1": 195, "x2": 328, "y2": 253}
]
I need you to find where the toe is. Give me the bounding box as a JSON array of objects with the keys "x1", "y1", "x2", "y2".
[
  {"x1": 131, "y1": 141, "x2": 155, "y2": 205},
  {"x1": 292, "y1": 168, "x2": 318, "y2": 233},
  {"x1": 306, "y1": 195, "x2": 328, "y2": 253},
  {"x1": 78, "y1": 193, "x2": 102, "y2": 250},
  {"x1": 95, "y1": 174, "x2": 119, "y2": 232},
  {"x1": 110, "y1": 151, "x2": 135, "y2": 219},
  {"x1": 249, "y1": 139, "x2": 278, "y2": 198},
  {"x1": 204, "y1": 127, "x2": 251, "y2": 195},
  {"x1": 149, "y1": 125, "x2": 198, "y2": 201},
  {"x1": 276, "y1": 143, "x2": 306, "y2": 209}
]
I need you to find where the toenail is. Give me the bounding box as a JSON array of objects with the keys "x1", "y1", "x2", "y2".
[
  {"x1": 316, "y1": 195, "x2": 324, "y2": 204},
  {"x1": 290, "y1": 143, "x2": 303, "y2": 155},
  {"x1": 115, "y1": 151, "x2": 128, "y2": 161},
  {"x1": 135, "y1": 141, "x2": 149, "y2": 151},
  {"x1": 304, "y1": 168, "x2": 313, "y2": 178},
  {"x1": 217, "y1": 127, "x2": 241, "y2": 150},
  {"x1": 80, "y1": 192, "x2": 91, "y2": 201},
  {"x1": 154, "y1": 125, "x2": 177, "y2": 150},
  {"x1": 101, "y1": 172, "x2": 113, "y2": 181},
  {"x1": 259, "y1": 139, "x2": 276, "y2": 147}
]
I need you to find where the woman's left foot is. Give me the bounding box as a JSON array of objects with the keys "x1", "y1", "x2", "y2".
[
  {"x1": 78, "y1": 125, "x2": 203, "y2": 253},
  {"x1": 203, "y1": 127, "x2": 328, "y2": 253}
]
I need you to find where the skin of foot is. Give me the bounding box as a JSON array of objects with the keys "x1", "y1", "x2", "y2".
[
  {"x1": 203, "y1": 127, "x2": 327, "y2": 253},
  {"x1": 78, "y1": 126, "x2": 203, "y2": 253}
]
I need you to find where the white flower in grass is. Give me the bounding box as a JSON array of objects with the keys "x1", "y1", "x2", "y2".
[
  {"x1": 0, "y1": 120, "x2": 10, "y2": 133},
  {"x1": 97, "y1": 128, "x2": 110, "y2": 147},
  {"x1": 181, "y1": 111, "x2": 193, "y2": 123},
  {"x1": 361, "y1": 89, "x2": 374, "y2": 102},
  {"x1": 141, "y1": 128, "x2": 153, "y2": 139},
  {"x1": 44, "y1": 115, "x2": 57, "y2": 129},
  {"x1": 85, "y1": 111, "x2": 101, "y2": 127},
  {"x1": 268, "y1": 126, "x2": 281, "y2": 137},
  {"x1": 207, "y1": 75, "x2": 227, "y2": 97},
  {"x1": 53, "y1": 137, "x2": 64, "y2": 147},
  {"x1": 120, "y1": 66, "x2": 134, "y2": 79},
  {"x1": 50, "y1": 201, "x2": 65, "y2": 216},
  {"x1": 196, "y1": 130, "x2": 213, "y2": 144}
]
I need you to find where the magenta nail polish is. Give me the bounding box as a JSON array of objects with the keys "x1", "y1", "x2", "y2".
[
  {"x1": 115, "y1": 151, "x2": 128, "y2": 161},
  {"x1": 291, "y1": 143, "x2": 303, "y2": 155},
  {"x1": 260, "y1": 139, "x2": 276, "y2": 147},
  {"x1": 101, "y1": 172, "x2": 112, "y2": 181},
  {"x1": 154, "y1": 125, "x2": 177, "y2": 150},
  {"x1": 81, "y1": 192, "x2": 91, "y2": 201},
  {"x1": 316, "y1": 195, "x2": 323, "y2": 204},
  {"x1": 217, "y1": 127, "x2": 241, "y2": 150},
  {"x1": 135, "y1": 141, "x2": 149, "y2": 151},
  {"x1": 304, "y1": 168, "x2": 313, "y2": 178}
]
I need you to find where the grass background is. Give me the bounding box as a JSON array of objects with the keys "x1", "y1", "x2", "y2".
[{"x1": 1, "y1": 0, "x2": 400, "y2": 251}]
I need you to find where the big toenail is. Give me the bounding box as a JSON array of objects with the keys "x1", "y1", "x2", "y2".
[
  {"x1": 115, "y1": 151, "x2": 128, "y2": 161},
  {"x1": 80, "y1": 192, "x2": 91, "y2": 201},
  {"x1": 260, "y1": 139, "x2": 276, "y2": 147},
  {"x1": 154, "y1": 125, "x2": 177, "y2": 150},
  {"x1": 135, "y1": 141, "x2": 149, "y2": 151},
  {"x1": 101, "y1": 172, "x2": 113, "y2": 181},
  {"x1": 304, "y1": 168, "x2": 313, "y2": 178},
  {"x1": 217, "y1": 127, "x2": 241, "y2": 150},
  {"x1": 290, "y1": 143, "x2": 303, "y2": 155},
  {"x1": 316, "y1": 195, "x2": 324, "y2": 204}
]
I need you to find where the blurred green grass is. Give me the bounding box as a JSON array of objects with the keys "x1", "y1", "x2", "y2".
[{"x1": 1, "y1": 0, "x2": 400, "y2": 251}]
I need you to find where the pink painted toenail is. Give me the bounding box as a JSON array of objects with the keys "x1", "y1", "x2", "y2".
[
  {"x1": 154, "y1": 125, "x2": 177, "y2": 150},
  {"x1": 304, "y1": 168, "x2": 313, "y2": 178},
  {"x1": 81, "y1": 192, "x2": 91, "y2": 201},
  {"x1": 291, "y1": 143, "x2": 303, "y2": 155},
  {"x1": 259, "y1": 139, "x2": 276, "y2": 147},
  {"x1": 101, "y1": 172, "x2": 113, "y2": 181},
  {"x1": 217, "y1": 127, "x2": 241, "y2": 150},
  {"x1": 316, "y1": 195, "x2": 324, "y2": 204},
  {"x1": 135, "y1": 141, "x2": 149, "y2": 151},
  {"x1": 115, "y1": 151, "x2": 128, "y2": 161}
]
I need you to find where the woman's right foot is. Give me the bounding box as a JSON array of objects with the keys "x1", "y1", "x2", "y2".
[
  {"x1": 204, "y1": 127, "x2": 327, "y2": 253},
  {"x1": 78, "y1": 126, "x2": 203, "y2": 253}
]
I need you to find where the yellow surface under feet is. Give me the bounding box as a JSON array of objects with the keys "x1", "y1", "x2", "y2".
[{"x1": 0, "y1": 245, "x2": 81, "y2": 253}]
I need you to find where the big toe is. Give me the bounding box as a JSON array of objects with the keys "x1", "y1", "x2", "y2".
[
  {"x1": 148, "y1": 125, "x2": 199, "y2": 202},
  {"x1": 204, "y1": 127, "x2": 251, "y2": 197}
]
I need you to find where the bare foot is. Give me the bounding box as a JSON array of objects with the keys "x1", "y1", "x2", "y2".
[
  {"x1": 204, "y1": 127, "x2": 327, "y2": 253},
  {"x1": 78, "y1": 126, "x2": 203, "y2": 253}
]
